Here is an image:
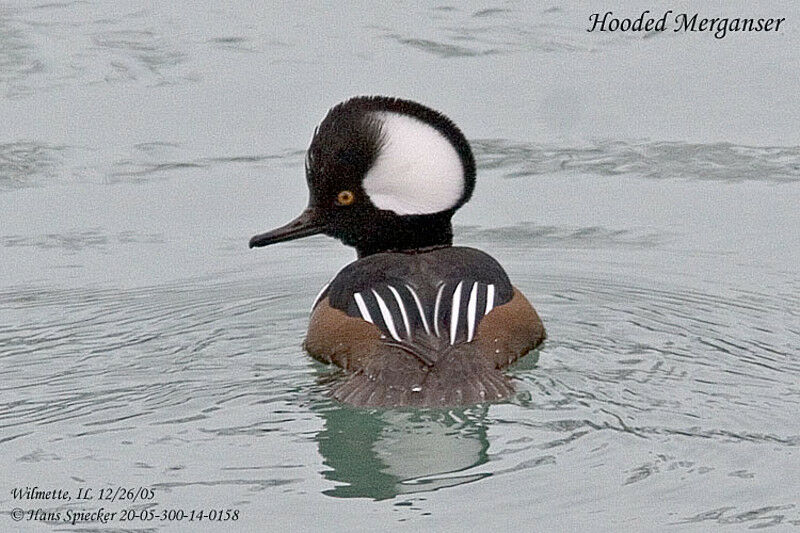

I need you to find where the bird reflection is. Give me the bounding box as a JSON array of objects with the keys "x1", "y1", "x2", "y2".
[{"x1": 311, "y1": 374, "x2": 494, "y2": 500}]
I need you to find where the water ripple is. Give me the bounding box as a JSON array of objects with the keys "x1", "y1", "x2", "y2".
[
  {"x1": 0, "y1": 139, "x2": 303, "y2": 191},
  {"x1": 473, "y1": 139, "x2": 800, "y2": 183},
  {"x1": 0, "y1": 141, "x2": 65, "y2": 190},
  {"x1": 90, "y1": 29, "x2": 190, "y2": 84},
  {"x1": 376, "y1": 4, "x2": 660, "y2": 59},
  {"x1": 1, "y1": 229, "x2": 164, "y2": 251},
  {"x1": 677, "y1": 504, "x2": 798, "y2": 528},
  {"x1": 0, "y1": 276, "x2": 310, "y2": 434},
  {"x1": 108, "y1": 146, "x2": 303, "y2": 182},
  {"x1": 0, "y1": 12, "x2": 42, "y2": 98},
  {"x1": 459, "y1": 223, "x2": 667, "y2": 249},
  {"x1": 1, "y1": 3, "x2": 198, "y2": 96}
]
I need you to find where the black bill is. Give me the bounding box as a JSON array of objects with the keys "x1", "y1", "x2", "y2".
[{"x1": 249, "y1": 208, "x2": 326, "y2": 248}]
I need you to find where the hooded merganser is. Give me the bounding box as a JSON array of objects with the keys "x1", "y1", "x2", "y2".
[{"x1": 249, "y1": 96, "x2": 545, "y2": 407}]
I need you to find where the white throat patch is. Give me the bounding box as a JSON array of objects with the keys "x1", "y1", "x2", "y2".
[{"x1": 363, "y1": 111, "x2": 464, "y2": 215}]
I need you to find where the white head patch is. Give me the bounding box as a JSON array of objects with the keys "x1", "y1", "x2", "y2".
[{"x1": 363, "y1": 112, "x2": 464, "y2": 215}]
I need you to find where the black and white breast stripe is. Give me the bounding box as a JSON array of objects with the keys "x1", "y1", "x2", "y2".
[
  {"x1": 314, "y1": 246, "x2": 514, "y2": 345},
  {"x1": 348, "y1": 281, "x2": 497, "y2": 345}
]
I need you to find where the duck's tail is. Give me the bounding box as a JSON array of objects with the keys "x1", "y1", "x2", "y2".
[{"x1": 331, "y1": 334, "x2": 514, "y2": 407}]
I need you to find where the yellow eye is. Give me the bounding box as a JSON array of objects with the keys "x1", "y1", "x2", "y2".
[{"x1": 336, "y1": 190, "x2": 355, "y2": 206}]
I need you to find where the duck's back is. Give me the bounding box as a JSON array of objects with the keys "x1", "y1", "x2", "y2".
[{"x1": 304, "y1": 246, "x2": 545, "y2": 406}]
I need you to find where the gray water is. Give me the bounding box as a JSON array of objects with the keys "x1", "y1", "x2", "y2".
[{"x1": 2, "y1": 1, "x2": 799, "y2": 531}]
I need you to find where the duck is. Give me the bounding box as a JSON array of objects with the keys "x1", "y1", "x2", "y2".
[{"x1": 249, "y1": 96, "x2": 545, "y2": 407}]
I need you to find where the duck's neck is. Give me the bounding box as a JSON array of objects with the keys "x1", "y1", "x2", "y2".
[{"x1": 355, "y1": 213, "x2": 453, "y2": 258}]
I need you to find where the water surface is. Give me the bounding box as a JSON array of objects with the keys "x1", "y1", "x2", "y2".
[{"x1": 2, "y1": 1, "x2": 799, "y2": 531}]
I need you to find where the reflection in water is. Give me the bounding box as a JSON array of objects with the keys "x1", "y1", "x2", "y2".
[{"x1": 313, "y1": 399, "x2": 490, "y2": 500}]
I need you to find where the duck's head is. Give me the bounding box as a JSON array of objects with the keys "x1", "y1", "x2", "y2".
[{"x1": 248, "y1": 96, "x2": 476, "y2": 257}]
